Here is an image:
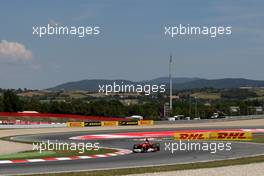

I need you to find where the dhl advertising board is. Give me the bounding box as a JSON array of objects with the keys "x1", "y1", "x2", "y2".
[
  {"x1": 174, "y1": 131, "x2": 252, "y2": 141},
  {"x1": 210, "y1": 132, "x2": 252, "y2": 141},
  {"x1": 174, "y1": 132, "x2": 210, "y2": 140}
]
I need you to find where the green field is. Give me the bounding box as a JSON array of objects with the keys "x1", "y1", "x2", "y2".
[
  {"x1": 0, "y1": 148, "x2": 116, "y2": 160},
  {"x1": 191, "y1": 92, "x2": 221, "y2": 100}
]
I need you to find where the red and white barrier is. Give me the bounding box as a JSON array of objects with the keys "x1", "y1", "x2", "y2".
[{"x1": 0, "y1": 120, "x2": 60, "y2": 125}]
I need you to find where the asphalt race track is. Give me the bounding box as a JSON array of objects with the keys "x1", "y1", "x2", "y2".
[{"x1": 1, "y1": 126, "x2": 264, "y2": 175}]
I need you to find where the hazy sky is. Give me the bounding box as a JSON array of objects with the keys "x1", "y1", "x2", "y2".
[{"x1": 0, "y1": 0, "x2": 263, "y2": 89}]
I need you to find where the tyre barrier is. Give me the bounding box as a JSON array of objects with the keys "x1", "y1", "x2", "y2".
[
  {"x1": 119, "y1": 121, "x2": 139, "y2": 126},
  {"x1": 102, "y1": 121, "x2": 119, "y2": 126},
  {"x1": 67, "y1": 120, "x2": 154, "y2": 127}
]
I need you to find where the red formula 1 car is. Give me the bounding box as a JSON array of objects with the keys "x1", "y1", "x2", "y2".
[{"x1": 133, "y1": 141, "x2": 160, "y2": 153}]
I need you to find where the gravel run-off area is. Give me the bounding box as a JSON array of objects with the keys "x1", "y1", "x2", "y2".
[{"x1": 125, "y1": 162, "x2": 264, "y2": 176}]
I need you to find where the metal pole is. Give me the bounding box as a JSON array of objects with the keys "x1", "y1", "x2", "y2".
[
  {"x1": 195, "y1": 97, "x2": 197, "y2": 118},
  {"x1": 189, "y1": 95, "x2": 191, "y2": 117},
  {"x1": 169, "y1": 55, "x2": 172, "y2": 111}
]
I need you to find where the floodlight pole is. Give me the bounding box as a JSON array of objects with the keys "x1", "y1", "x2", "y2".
[{"x1": 169, "y1": 55, "x2": 172, "y2": 111}]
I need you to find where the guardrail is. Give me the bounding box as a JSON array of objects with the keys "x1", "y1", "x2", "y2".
[
  {"x1": 0, "y1": 124, "x2": 66, "y2": 128},
  {"x1": 0, "y1": 120, "x2": 57, "y2": 125}
]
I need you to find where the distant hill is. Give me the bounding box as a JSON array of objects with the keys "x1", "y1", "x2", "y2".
[
  {"x1": 174, "y1": 78, "x2": 264, "y2": 89},
  {"x1": 48, "y1": 78, "x2": 264, "y2": 91},
  {"x1": 141, "y1": 77, "x2": 199, "y2": 85},
  {"x1": 48, "y1": 79, "x2": 135, "y2": 91}
]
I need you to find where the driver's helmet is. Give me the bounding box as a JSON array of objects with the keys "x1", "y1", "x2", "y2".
[{"x1": 145, "y1": 138, "x2": 149, "y2": 143}]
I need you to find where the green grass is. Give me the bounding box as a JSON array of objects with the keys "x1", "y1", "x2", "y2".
[
  {"x1": 0, "y1": 151, "x2": 55, "y2": 160},
  {"x1": 246, "y1": 134, "x2": 264, "y2": 143},
  {"x1": 0, "y1": 148, "x2": 116, "y2": 160},
  {"x1": 0, "y1": 135, "x2": 116, "y2": 160},
  {"x1": 252, "y1": 138, "x2": 264, "y2": 143},
  {"x1": 191, "y1": 92, "x2": 221, "y2": 100}
]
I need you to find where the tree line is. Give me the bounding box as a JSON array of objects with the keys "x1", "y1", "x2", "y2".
[
  {"x1": 0, "y1": 90, "x2": 263, "y2": 120},
  {"x1": 0, "y1": 90, "x2": 160, "y2": 119}
]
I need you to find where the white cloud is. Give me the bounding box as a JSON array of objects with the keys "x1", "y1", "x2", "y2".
[
  {"x1": 0, "y1": 40, "x2": 32, "y2": 61},
  {"x1": 49, "y1": 19, "x2": 62, "y2": 26}
]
